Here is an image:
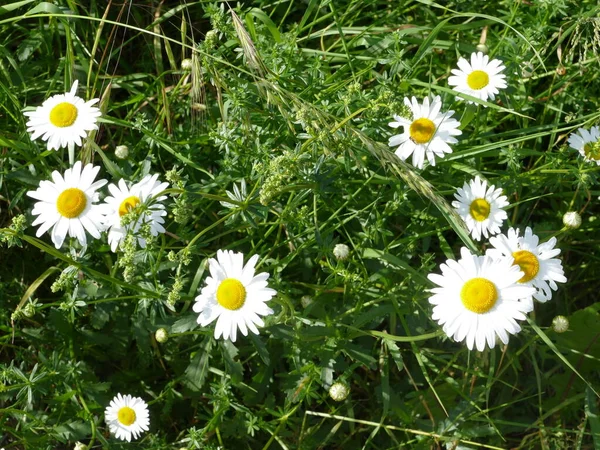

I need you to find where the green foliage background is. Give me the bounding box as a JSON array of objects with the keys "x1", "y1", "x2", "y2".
[{"x1": 0, "y1": 0, "x2": 599, "y2": 448}]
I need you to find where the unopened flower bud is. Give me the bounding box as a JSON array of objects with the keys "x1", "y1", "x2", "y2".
[
  {"x1": 333, "y1": 244, "x2": 350, "y2": 261},
  {"x1": 155, "y1": 328, "x2": 169, "y2": 343},
  {"x1": 115, "y1": 145, "x2": 129, "y2": 160},
  {"x1": 552, "y1": 315, "x2": 569, "y2": 333},
  {"x1": 562, "y1": 211, "x2": 581, "y2": 229},
  {"x1": 329, "y1": 382, "x2": 350, "y2": 401},
  {"x1": 74, "y1": 442, "x2": 88, "y2": 450},
  {"x1": 181, "y1": 58, "x2": 193, "y2": 71},
  {"x1": 475, "y1": 44, "x2": 488, "y2": 54}
]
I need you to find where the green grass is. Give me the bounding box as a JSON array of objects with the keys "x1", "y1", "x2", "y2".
[{"x1": 1, "y1": 0, "x2": 600, "y2": 449}]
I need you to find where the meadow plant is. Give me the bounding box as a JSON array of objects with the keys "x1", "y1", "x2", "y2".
[{"x1": 1, "y1": 1, "x2": 600, "y2": 449}]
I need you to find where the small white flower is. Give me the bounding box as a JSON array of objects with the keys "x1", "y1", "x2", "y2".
[
  {"x1": 567, "y1": 126, "x2": 600, "y2": 165},
  {"x1": 104, "y1": 393, "x2": 150, "y2": 442},
  {"x1": 388, "y1": 95, "x2": 462, "y2": 169},
  {"x1": 428, "y1": 247, "x2": 535, "y2": 351},
  {"x1": 562, "y1": 211, "x2": 582, "y2": 229},
  {"x1": 24, "y1": 80, "x2": 101, "y2": 152},
  {"x1": 452, "y1": 175, "x2": 509, "y2": 241},
  {"x1": 448, "y1": 52, "x2": 507, "y2": 105},
  {"x1": 333, "y1": 243, "x2": 350, "y2": 260},
  {"x1": 102, "y1": 174, "x2": 169, "y2": 252},
  {"x1": 193, "y1": 250, "x2": 276, "y2": 342},
  {"x1": 27, "y1": 161, "x2": 108, "y2": 249},
  {"x1": 488, "y1": 227, "x2": 567, "y2": 304}
]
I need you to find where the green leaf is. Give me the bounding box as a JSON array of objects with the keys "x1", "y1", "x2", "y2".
[
  {"x1": 0, "y1": 0, "x2": 35, "y2": 16},
  {"x1": 184, "y1": 337, "x2": 214, "y2": 391},
  {"x1": 171, "y1": 315, "x2": 198, "y2": 334}
]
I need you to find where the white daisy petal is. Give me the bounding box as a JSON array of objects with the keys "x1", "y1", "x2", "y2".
[
  {"x1": 27, "y1": 163, "x2": 107, "y2": 249},
  {"x1": 488, "y1": 227, "x2": 566, "y2": 304},
  {"x1": 428, "y1": 247, "x2": 536, "y2": 351},
  {"x1": 25, "y1": 81, "x2": 101, "y2": 151},
  {"x1": 448, "y1": 52, "x2": 507, "y2": 106},
  {"x1": 388, "y1": 95, "x2": 462, "y2": 170},
  {"x1": 101, "y1": 174, "x2": 170, "y2": 252},
  {"x1": 453, "y1": 175, "x2": 509, "y2": 241},
  {"x1": 104, "y1": 393, "x2": 150, "y2": 442},
  {"x1": 568, "y1": 126, "x2": 600, "y2": 166},
  {"x1": 193, "y1": 250, "x2": 277, "y2": 342}
]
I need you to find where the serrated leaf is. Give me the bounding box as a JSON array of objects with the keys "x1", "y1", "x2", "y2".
[
  {"x1": 171, "y1": 315, "x2": 198, "y2": 333},
  {"x1": 184, "y1": 337, "x2": 214, "y2": 391}
]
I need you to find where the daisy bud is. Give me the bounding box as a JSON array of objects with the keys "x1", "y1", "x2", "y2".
[
  {"x1": 329, "y1": 382, "x2": 350, "y2": 402},
  {"x1": 115, "y1": 145, "x2": 129, "y2": 159},
  {"x1": 300, "y1": 295, "x2": 313, "y2": 308},
  {"x1": 552, "y1": 315, "x2": 569, "y2": 333},
  {"x1": 333, "y1": 243, "x2": 350, "y2": 261},
  {"x1": 155, "y1": 328, "x2": 169, "y2": 343},
  {"x1": 181, "y1": 58, "x2": 193, "y2": 71},
  {"x1": 74, "y1": 442, "x2": 88, "y2": 450},
  {"x1": 475, "y1": 43, "x2": 488, "y2": 54},
  {"x1": 562, "y1": 211, "x2": 581, "y2": 229}
]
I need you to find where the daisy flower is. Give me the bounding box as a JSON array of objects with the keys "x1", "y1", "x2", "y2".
[
  {"x1": 193, "y1": 250, "x2": 277, "y2": 342},
  {"x1": 488, "y1": 227, "x2": 567, "y2": 304},
  {"x1": 448, "y1": 52, "x2": 507, "y2": 105},
  {"x1": 104, "y1": 393, "x2": 150, "y2": 442},
  {"x1": 27, "y1": 161, "x2": 108, "y2": 249},
  {"x1": 452, "y1": 175, "x2": 509, "y2": 241},
  {"x1": 24, "y1": 81, "x2": 101, "y2": 156},
  {"x1": 428, "y1": 247, "x2": 536, "y2": 351},
  {"x1": 388, "y1": 95, "x2": 462, "y2": 169},
  {"x1": 567, "y1": 126, "x2": 600, "y2": 165},
  {"x1": 102, "y1": 174, "x2": 169, "y2": 252}
]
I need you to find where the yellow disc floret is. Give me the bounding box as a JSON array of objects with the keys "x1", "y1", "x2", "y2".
[
  {"x1": 409, "y1": 118, "x2": 436, "y2": 144},
  {"x1": 56, "y1": 188, "x2": 87, "y2": 218},
  {"x1": 469, "y1": 198, "x2": 491, "y2": 222},
  {"x1": 216, "y1": 278, "x2": 247, "y2": 310},
  {"x1": 49, "y1": 102, "x2": 78, "y2": 128},
  {"x1": 460, "y1": 277, "x2": 498, "y2": 314},
  {"x1": 117, "y1": 406, "x2": 136, "y2": 426},
  {"x1": 512, "y1": 250, "x2": 540, "y2": 283},
  {"x1": 583, "y1": 141, "x2": 600, "y2": 161},
  {"x1": 118, "y1": 196, "x2": 141, "y2": 217},
  {"x1": 466, "y1": 70, "x2": 490, "y2": 90}
]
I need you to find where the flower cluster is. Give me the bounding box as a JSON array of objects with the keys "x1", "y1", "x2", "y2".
[
  {"x1": 26, "y1": 161, "x2": 169, "y2": 251},
  {"x1": 388, "y1": 51, "x2": 506, "y2": 169},
  {"x1": 24, "y1": 81, "x2": 279, "y2": 443},
  {"x1": 386, "y1": 53, "x2": 568, "y2": 352}
]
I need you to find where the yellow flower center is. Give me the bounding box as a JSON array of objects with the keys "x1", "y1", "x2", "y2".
[
  {"x1": 469, "y1": 198, "x2": 491, "y2": 222},
  {"x1": 460, "y1": 277, "x2": 498, "y2": 314},
  {"x1": 467, "y1": 70, "x2": 490, "y2": 90},
  {"x1": 49, "y1": 102, "x2": 78, "y2": 128},
  {"x1": 117, "y1": 406, "x2": 136, "y2": 426},
  {"x1": 583, "y1": 142, "x2": 600, "y2": 161},
  {"x1": 56, "y1": 188, "x2": 87, "y2": 218},
  {"x1": 512, "y1": 250, "x2": 540, "y2": 283},
  {"x1": 409, "y1": 118, "x2": 436, "y2": 144},
  {"x1": 118, "y1": 196, "x2": 141, "y2": 217},
  {"x1": 216, "y1": 278, "x2": 246, "y2": 310}
]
